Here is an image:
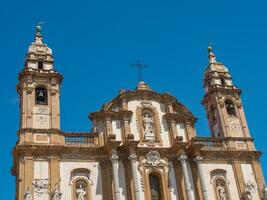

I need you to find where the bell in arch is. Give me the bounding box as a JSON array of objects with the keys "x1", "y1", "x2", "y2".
[{"x1": 36, "y1": 87, "x2": 47, "y2": 104}]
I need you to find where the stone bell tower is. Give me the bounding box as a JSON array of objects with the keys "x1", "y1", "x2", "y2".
[
  {"x1": 17, "y1": 24, "x2": 63, "y2": 137},
  {"x1": 202, "y1": 46, "x2": 251, "y2": 139}
]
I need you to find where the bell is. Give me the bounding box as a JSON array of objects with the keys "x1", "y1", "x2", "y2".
[{"x1": 37, "y1": 90, "x2": 45, "y2": 101}]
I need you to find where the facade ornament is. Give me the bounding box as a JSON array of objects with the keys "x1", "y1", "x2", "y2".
[
  {"x1": 216, "y1": 183, "x2": 227, "y2": 200},
  {"x1": 141, "y1": 100, "x2": 153, "y2": 108},
  {"x1": 24, "y1": 187, "x2": 32, "y2": 200},
  {"x1": 51, "y1": 184, "x2": 62, "y2": 200},
  {"x1": 146, "y1": 150, "x2": 161, "y2": 166},
  {"x1": 76, "y1": 184, "x2": 86, "y2": 200},
  {"x1": 243, "y1": 180, "x2": 256, "y2": 200},
  {"x1": 32, "y1": 180, "x2": 48, "y2": 195}
]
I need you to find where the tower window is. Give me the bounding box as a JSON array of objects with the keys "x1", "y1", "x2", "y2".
[
  {"x1": 225, "y1": 99, "x2": 236, "y2": 116},
  {"x1": 38, "y1": 61, "x2": 43, "y2": 69},
  {"x1": 149, "y1": 173, "x2": 162, "y2": 200},
  {"x1": 35, "y1": 87, "x2": 47, "y2": 105},
  {"x1": 220, "y1": 77, "x2": 225, "y2": 86}
]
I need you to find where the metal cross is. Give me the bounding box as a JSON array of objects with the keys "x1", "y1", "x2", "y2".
[{"x1": 132, "y1": 59, "x2": 147, "y2": 82}]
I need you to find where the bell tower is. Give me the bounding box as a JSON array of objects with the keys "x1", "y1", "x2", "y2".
[
  {"x1": 17, "y1": 24, "x2": 63, "y2": 135},
  {"x1": 202, "y1": 46, "x2": 251, "y2": 138}
]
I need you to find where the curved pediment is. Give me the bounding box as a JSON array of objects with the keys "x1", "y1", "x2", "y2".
[{"x1": 101, "y1": 89, "x2": 195, "y2": 120}]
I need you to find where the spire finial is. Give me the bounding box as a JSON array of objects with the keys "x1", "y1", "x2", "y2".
[
  {"x1": 34, "y1": 22, "x2": 45, "y2": 44},
  {"x1": 208, "y1": 44, "x2": 217, "y2": 63}
]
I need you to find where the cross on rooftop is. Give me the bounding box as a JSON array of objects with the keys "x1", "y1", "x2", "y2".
[{"x1": 132, "y1": 59, "x2": 147, "y2": 82}]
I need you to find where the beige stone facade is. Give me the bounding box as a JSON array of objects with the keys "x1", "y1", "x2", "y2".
[{"x1": 12, "y1": 26, "x2": 267, "y2": 200}]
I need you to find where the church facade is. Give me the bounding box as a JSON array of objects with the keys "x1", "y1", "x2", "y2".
[{"x1": 12, "y1": 25, "x2": 267, "y2": 200}]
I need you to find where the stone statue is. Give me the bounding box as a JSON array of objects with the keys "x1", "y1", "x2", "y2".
[
  {"x1": 142, "y1": 113, "x2": 155, "y2": 140},
  {"x1": 76, "y1": 185, "x2": 86, "y2": 200},
  {"x1": 243, "y1": 181, "x2": 256, "y2": 200},
  {"x1": 216, "y1": 183, "x2": 227, "y2": 200},
  {"x1": 24, "y1": 187, "x2": 32, "y2": 200},
  {"x1": 51, "y1": 184, "x2": 62, "y2": 200}
]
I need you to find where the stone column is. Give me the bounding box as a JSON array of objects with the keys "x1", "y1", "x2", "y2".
[
  {"x1": 193, "y1": 156, "x2": 208, "y2": 200},
  {"x1": 177, "y1": 154, "x2": 195, "y2": 200},
  {"x1": 128, "y1": 152, "x2": 142, "y2": 200},
  {"x1": 110, "y1": 149, "x2": 120, "y2": 200}
]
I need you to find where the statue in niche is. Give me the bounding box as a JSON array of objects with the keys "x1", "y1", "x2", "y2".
[
  {"x1": 24, "y1": 187, "x2": 32, "y2": 200},
  {"x1": 142, "y1": 111, "x2": 155, "y2": 140},
  {"x1": 76, "y1": 184, "x2": 86, "y2": 200},
  {"x1": 216, "y1": 183, "x2": 227, "y2": 200}
]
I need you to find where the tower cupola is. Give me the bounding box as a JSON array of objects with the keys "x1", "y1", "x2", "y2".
[
  {"x1": 24, "y1": 24, "x2": 54, "y2": 71},
  {"x1": 203, "y1": 46, "x2": 235, "y2": 93}
]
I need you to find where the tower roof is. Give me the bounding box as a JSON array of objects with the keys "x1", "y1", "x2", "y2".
[{"x1": 205, "y1": 45, "x2": 229, "y2": 74}]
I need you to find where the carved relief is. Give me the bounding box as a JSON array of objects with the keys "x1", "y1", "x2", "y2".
[
  {"x1": 146, "y1": 151, "x2": 161, "y2": 166},
  {"x1": 24, "y1": 187, "x2": 32, "y2": 200},
  {"x1": 51, "y1": 184, "x2": 62, "y2": 200},
  {"x1": 32, "y1": 180, "x2": 48, "y2": 196},
  {"x1": 228, "y1": 117, "x2": 242, "y2": 136}
]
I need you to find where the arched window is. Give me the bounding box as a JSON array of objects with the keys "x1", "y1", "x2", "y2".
[
  {"x1": 225, "y1": 99, "x2": 236, "y2": 116},
  {"x1": 38, "y1": 61, "x2": 43, "y2": 69},
  {"x1": 35, "y1": 87, "x2": 47, "y2": 105},
  {"x1": 149, "y1": 174, "x2": 162, "y2": 200}
]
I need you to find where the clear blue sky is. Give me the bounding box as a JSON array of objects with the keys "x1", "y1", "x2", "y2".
[{"x1": 0, "y1": 0, "x2": 266, "y2": 198}]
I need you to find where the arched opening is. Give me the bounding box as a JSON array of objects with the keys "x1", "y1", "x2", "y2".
[
  {"x1": 225, "y1": 99, "x2": 236, "y2": 116},
  {"x1": 149, "y1": 173, "x2": 163, "y2": 200},
  {"x1": 35, "y1": 86, "x2": 48, "y2": 105},
  {"x1": 38, "y1": 61, "x2": 44, "y2": 69},
  {"x1": 70, "y1": 168, "x2": 92, "y2": 200}
]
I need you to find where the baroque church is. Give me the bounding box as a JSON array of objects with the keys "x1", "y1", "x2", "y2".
[{"x1": 12, "y1": 25, "x2": 267, "y2": 200}]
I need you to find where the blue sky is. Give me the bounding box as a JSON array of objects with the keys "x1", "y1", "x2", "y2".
[{"x1": 0, "y1": 0, "x2": 266, "y2": 198}]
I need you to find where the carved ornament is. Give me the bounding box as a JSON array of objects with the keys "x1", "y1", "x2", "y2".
[{"x1": 146, "y1": 151, "x2": 161, "y2": 166}]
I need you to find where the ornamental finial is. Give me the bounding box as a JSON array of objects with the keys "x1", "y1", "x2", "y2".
[
  {"x1": 208, "y1": 44, "x2": 217, "y2": 63},
  {"x1": 34, "y1": 22, "x2": 45, "y2": 44}
]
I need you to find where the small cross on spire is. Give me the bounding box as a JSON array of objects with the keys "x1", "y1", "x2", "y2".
[{"x1": 132, "y1": 59, "x2": 147, "y2": 82}]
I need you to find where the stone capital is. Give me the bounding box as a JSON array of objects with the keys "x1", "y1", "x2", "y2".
[
  {"x1": 193, "y1": 155, "x2": 203, "y2": 162},
  {"x1": 177, "y1": 154, "x2": 187, "y2": 162},
  {"x1": 128, "y1": 152, "x2": 138, "y2": 162},
  {"x1": 110, "y1": 149, "x2": 119, "y2": 163}
]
